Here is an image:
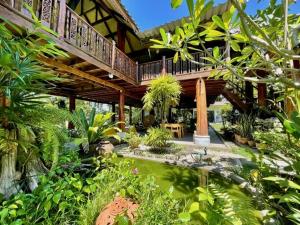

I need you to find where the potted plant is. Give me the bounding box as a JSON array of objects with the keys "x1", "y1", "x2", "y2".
[
  {"x1": 72, "y1": 108, "x2": 121, "y2": 155},
  {"x1": 236, "y1": 114, "x2": 255, "y2": 145}
]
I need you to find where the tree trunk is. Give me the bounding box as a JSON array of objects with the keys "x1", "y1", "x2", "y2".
[
  {"x1": 26, "y1": 152, "x2": 48, "y2": 191},
  {"x1": 0, "y1": 130, "x2": 20, "y2": 199}
]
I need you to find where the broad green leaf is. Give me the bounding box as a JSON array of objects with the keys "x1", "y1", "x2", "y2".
[
  {"x1": 187, "y1": 0, "x2": 195, "y2": 16},
  {"x1": 213, "y1": 46, "x2": 220, "y2": 58},
  {"x1": 206, "y1": 30, "x2": 225, "y2": 37},
  {"x1": 160, "y1": 28, "x2": 168, "y2": 44},
  {"x1": 53, "y1": 193, "x2": 61, "y2": 204},
  {"x1": 173, "y1": 52, "x2": 179, "y2": 63},
  {"x1": 189, "y1": 202, "x2": 200, "y2": 213},
  {"x1": 178, "y1": 212, "x2": 191, "y2": 222},
  {"x1": 231, "y1": 41, "x2": 241, "y2": 52},
  {"x1": 212, "y1": 15, "x2": 226, "y2": 30},
  {"x1": 279, "y1": 193, "x2": 300, "y2": 204},
  {"x1": 171, "y1": 0, "x2": 183, "y2": 8},
  {"x1": 44, "y1": 201, "x2": 52, "y2": 212}
]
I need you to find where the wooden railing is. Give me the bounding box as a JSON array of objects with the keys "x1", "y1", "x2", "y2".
[
  {"x1": 114, "y1": 48, "x2": 137, "y2": 81},
  {"x1": 2, "y1": 0, "x2": 137, "y2": 82},
  {"x1": 138, "y1": 48, "x2": 225, "y2": 81}
]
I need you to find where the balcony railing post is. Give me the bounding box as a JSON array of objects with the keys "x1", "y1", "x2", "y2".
[
  {"x1": 112, "y1": 40, "x2": 116, "y2": 70},
  {"x1": 161, "y1": 56, "x2": 166, "y2": 74},
  {"x1": 58, "y1": 0, "x2": 66, "y2": 38},
  {"x1": 136, "y1": 61, "x2": 139, "y2": 82}
]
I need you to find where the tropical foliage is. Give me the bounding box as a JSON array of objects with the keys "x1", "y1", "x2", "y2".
[
  {"x1": 144, "y1": 127, "x2": 173, "y2": 150},
  {"x1": 0, "y1": 17, "x2": 69, "y2": 198},
  {"x1": 0, "y1": 156, "x2": 181, "y2": 225},
  {"x1": 72, "y1": 108, "x2": 121, "y2": 149},
  {"x1": 179, "y1": 184, "x2": 260, "y2": 224},
  {"x1": 143, "y1": 74, "x2": 182, "y2": 123}
]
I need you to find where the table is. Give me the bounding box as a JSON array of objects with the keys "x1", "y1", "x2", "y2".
[{"x1": 161, "y1": 123, "x2": 184, "y2": 138}]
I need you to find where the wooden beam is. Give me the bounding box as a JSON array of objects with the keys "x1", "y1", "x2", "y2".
[
  {"x1": 39, "y1": 56, "x2": 124, "y2": 91},
  {"x1": 39, "y1": 56, "x2": 139, "y2": 100},
  {"x1": 91, "y1": 15, "x2": 112, "y2": 26}
]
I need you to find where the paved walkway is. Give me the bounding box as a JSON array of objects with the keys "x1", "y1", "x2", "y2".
[{"x1": 171, "y1": 126, "x2": 233, "y2": 151}]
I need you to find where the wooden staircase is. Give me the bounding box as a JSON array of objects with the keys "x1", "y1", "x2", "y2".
[
  {"x1": 222, "y1": 79, "x2": 257, "y2": 113},
  {"x1": 222, "y1": 88, "x2": 249, "y2": 112}
]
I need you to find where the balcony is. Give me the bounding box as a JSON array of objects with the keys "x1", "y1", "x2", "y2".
[
  {"x1": 1, "y1": 0, "x2": 138, "y2": 83},
  {"x1": 138, "y1": 48, "x2": 225, "y2": 82}
]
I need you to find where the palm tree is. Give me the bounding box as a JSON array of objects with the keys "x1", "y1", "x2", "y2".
[
  {"x1": 143, "y1": 74, "x2": 182, "y2": 123},
  {"x1": 0, "y1": 19, "x2": 68, "y2": 198}
]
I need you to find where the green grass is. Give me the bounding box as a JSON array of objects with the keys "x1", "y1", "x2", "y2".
[
  {"x1": 117, "y1": 156, "x2": 199, "y2": 199},
  {"x1": 231, "y1": 146, "x2": 256, "y2": 159},
  {"x1": 210, "y1": 122, "x2": 223, "y2": 133}
]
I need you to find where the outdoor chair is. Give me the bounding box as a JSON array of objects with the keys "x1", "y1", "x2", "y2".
[{"x1": 170, "y1": 124, "x2": 182, "y2": 138}]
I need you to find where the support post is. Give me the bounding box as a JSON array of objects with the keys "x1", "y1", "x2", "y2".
[
  {"x1": 117, "y1": 22, "x2": 126, "y2": 52},
  {"x1": 68, "y1": 95, "x2": 76, "y2": 129},
  {"x1": 194, "y1": 79, "x2": 210, "y2": 145},
  {"x1": 258, "y1": 83, "x2": 267, "y2": 107},
  {"x1": 119, "y1": 91, "x2": 125, "y2": 131}
]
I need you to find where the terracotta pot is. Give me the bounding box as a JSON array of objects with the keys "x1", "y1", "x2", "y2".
[
  {"x1": 239, "y1": 137, "x2": 248, "y2": 145},
  {"x1": 234, "y1": 134, "x2": 241, "y2": 142},
  {"x1": 248, "y1": 140, "x2": 255, "y2": 147},
  {"x1": 96, "y1": 141, "x2": 114, "y2": 155}
]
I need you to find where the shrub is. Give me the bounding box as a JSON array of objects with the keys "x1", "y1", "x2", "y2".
[
  {"x1": 78, "y1": 157, "x2": 181, "y2": 225},
  {"x1": 144, "y1": 128, "x2": 173, "y2": 150},
  {"x1": 124, "y1": 132, "x2": 142, "y2": 149},
  {"x1": 0, "y1": 156, "x2": 181, "y2": 225}
]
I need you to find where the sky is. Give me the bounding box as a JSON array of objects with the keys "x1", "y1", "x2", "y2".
[{"x1": 121, "y1": 0, "x2": 300, "y2": 31}]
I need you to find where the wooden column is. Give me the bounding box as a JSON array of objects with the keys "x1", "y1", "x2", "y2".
[
  {"x1": 117, "y1": 22, "x2": 126, "y2": 52},
  {"x1": 129, "y1": 106, "x2": 132, "y2": 125},
  {"x1": 68, "y1": 96, "x2": 76, "y2": 129},
  {"x1": 112, "y1": 103, "x2": 116, "y2": 122},
  {"x1": 196, "y1": 79, "x2": 208, "y2": 136},
  {"x1": 258, "y1": 83, "x2": 267, "y2": 107},
  {"x1": 119, "y1": 91, "x2": 125, "y2": 130}
]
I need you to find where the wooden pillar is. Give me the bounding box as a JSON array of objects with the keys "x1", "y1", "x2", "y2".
[
  {"x1": 196, "y1": 79, "x2": 208, "y2": 136},
  {"x1": 129, "y1": 106, "x2": 132, "y2": 125},
  {"x1": 245, "y1": 81, "x2": 254, "y2": 104},
  {"x1": 112, "y1": 103, "x2": 116, "y2": 122},
  {"x1": 68, "y1": 96, "x2": 76, "y2": 129},
  {"x1": 119, "y1": 91, "x2": 125, "y2": 130},
  {"x1": 257, "y1": 83, "x2": 267, "y2": 107},
  {"x1": 117, "y1": 22, "x2": 126, "y2": 52}
]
